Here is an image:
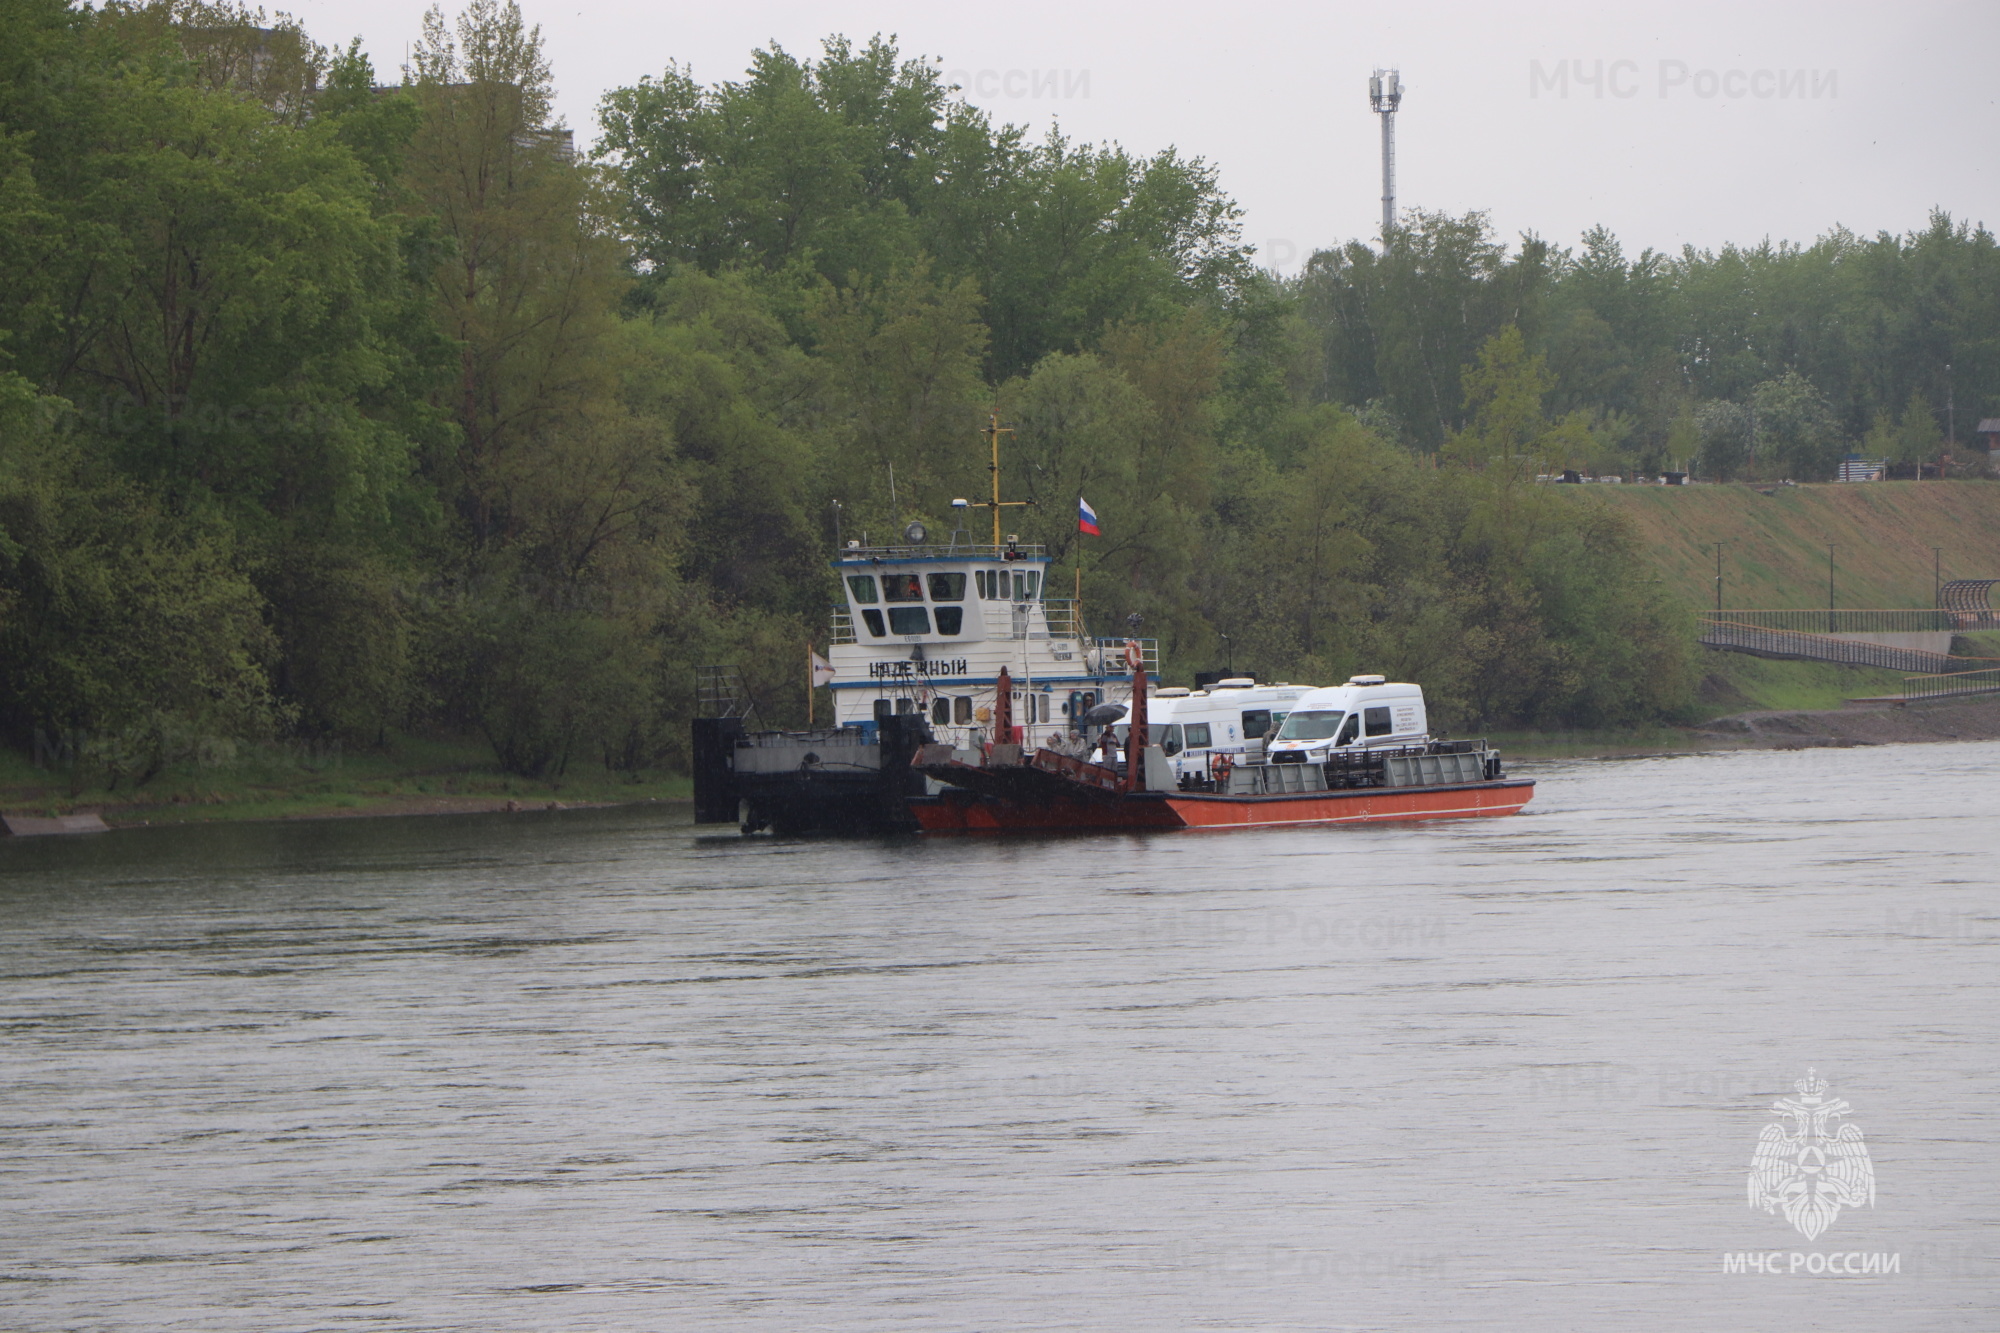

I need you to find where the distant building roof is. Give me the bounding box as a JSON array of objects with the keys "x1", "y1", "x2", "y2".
[{"x1": 1976, "y1": 418, "x2": 2000, "y2": 434}]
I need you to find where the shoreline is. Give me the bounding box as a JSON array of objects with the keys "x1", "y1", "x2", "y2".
[
  {"x1": 7, "y1": 697, "x2": 1998, "y2": 834},
  {"x1": 1505, "y1": 695, "x2": 2000, "y2": 763}
]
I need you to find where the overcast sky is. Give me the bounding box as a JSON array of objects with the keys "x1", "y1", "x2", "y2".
[{"x1": 287, "y1": 0, "x2": 2000, "y2": 273}]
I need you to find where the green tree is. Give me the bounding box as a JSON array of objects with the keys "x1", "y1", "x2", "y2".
[{"x1": 1751, "y1": 370, "x2": 1842, "y2": 480}]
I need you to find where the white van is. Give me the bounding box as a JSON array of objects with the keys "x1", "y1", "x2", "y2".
[
  {"x1": 1114, "y1": 678, "x2": 1313, "y2": 780},
  {"x1": 1265, "y1": 675, "x2": 1427, "y2": 763}
]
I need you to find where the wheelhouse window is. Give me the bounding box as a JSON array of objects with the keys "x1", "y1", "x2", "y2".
[
  {"x1": 928, "y1": 573, "x2": 966, "y2": 601},
  {"x1": 882, "y1": 573, "x2": 924, "y2": 602},
  {"x1": 1276, "y1": 710, "x2": 1343, "y2": 741},
  {"x1": 995, "y1": 570, "x2": 1041, "y2": 601},
  {"x1": 846, "y1": 575, "x2": 879, "y2": 603},
  {"x1": 860, "y1": 609, "x2": 886, "y2": 637},
  {"x1": 887, "y1": 607, "x2": 930, "y2": 635},
  {"x1": 934, "y1": 607, "x2": 964, "y2": 635}
]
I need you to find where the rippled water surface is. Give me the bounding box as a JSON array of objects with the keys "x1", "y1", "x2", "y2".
[{"x1": 3, "y1": 744, "x2": 1997, "y2": 1330}]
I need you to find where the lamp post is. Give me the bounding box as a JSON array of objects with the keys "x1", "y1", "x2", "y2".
[
  {"x1": 1947, "y1": 362, "x2": 1956, "y2": 459},
  {"x1": 1826, "y1": 543, "x2": 1837, "y2": 634},
  {"x1": 1933, "y1": 546, "x2": 1943, "y2": 609},
  {"x1": 1712, "y1": 540, "x2": 1729, "y2": 615}
]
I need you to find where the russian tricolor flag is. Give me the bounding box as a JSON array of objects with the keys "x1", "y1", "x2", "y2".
[{"x1": 1078, "y1": 497, "x2": 1100, "y2": 536}]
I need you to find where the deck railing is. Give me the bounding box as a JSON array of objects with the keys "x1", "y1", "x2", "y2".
[
  {"x1": 1091, "y1": 636, "x2": 1161, "y2": 673},
  {"x1": 836, "y1": 541, "x2": 1048, "y2": 560},
  {"x1": 825, "y1": 600, "x2": 1156, "y2": 671}
]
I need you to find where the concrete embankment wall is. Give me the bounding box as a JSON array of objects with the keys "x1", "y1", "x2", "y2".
[{"x1": 1829, "y1": 632, "x2": 1957, "y2": 653}]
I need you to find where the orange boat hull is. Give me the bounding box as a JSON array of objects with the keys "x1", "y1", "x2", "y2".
[
  {"x1": 907, "y1": 779, "x2": 1533, "y2": 833},
  {"x1": 1167, "y1": 779, "x2": 1534, "y2": 829}
]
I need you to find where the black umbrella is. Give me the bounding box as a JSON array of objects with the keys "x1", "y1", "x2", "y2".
[{"x1": 1081, "y1": 702, "x2": 1127, "y2": 726}]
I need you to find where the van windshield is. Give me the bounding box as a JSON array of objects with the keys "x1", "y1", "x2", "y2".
[{"x1": 1277, "y1": 709, "x2": 1344, "y2": 741}]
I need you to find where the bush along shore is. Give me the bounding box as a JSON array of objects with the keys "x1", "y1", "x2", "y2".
[{"x1": 0, "y1": 733, "x2": 689, "y2": 828}]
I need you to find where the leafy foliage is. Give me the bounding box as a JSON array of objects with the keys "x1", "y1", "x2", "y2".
[{"x1": 3, "y1": 7, "x2": 1988, "y2": 782}]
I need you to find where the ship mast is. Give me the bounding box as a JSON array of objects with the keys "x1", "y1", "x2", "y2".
[{"x1": 978, "y1": 412, "x2": 1031, "y2": 547}]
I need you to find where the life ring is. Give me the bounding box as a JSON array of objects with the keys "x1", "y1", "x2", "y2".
[
  {"x1": 1211, "y1": 753, "x2": 1233, "y2": 785},
  {"x1": 1124, "y1": 639, "x2": 1142, "y2": 670}
]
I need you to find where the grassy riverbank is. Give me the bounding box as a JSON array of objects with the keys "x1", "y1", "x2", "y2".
[
  {"x1": 0, "y1": 734, "x2": 690, "y2": 828},
  {"x1": 1504, "y1": 652, "x2": 1984, "y2": 756}
]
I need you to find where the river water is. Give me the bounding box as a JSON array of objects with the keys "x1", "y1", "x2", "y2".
[{"x1": 2, "y1": 743, "x2": 1996, "y2": 1330}]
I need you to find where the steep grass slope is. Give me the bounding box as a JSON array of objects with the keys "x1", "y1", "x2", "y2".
[{"x1": 1568, "y1": 480, "x2": 2000, "y2": 610}]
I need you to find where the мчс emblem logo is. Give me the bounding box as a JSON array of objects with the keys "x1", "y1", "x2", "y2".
[{"x1": 1747, "y1": 1068, "x2": 1876, "y2": 1241}]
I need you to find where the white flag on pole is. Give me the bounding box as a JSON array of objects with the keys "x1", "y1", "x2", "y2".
[{"x1": 810, "y1": 650, "x2": 836, "y2": 688}]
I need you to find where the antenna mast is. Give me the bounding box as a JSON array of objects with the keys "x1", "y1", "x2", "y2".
[
  {"x1": 1369, "y1": 68, "x2": 1403, "y2": 243},
  {"x1": 977, "y1": 412, "x2": 1031, "y2": 546}
]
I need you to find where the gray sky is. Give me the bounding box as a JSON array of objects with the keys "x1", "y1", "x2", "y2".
[{"x1": 291, "y1": 0, "x2": 2000, "y2": 272}]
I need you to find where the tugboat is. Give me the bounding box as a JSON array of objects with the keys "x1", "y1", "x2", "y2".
[
  {"x1": 691, "y1": 423, "x2": 1535, "y2": 837},
  {"x1": 692, "y1": 420, "x2": 1150, "y2": 835}
]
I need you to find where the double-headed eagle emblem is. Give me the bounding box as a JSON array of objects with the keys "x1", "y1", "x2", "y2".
[{"x1": 1747, "y1": 1068, "x2": 1875, "y2": 1240}]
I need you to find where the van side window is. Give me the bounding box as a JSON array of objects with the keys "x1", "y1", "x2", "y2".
[
  {"x1": 1364, "y1": 706, "x2": 1393, "y2": 737},
  {"x1": 1183, "y1": 723, "x2": 1212, "y2": 748},
  {"x1": 1241, "y1": 709, "x2": 1271, "y2": 737}
]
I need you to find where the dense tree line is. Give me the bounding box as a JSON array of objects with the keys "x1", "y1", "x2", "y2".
[
  {"x1": 2, "y1": 0, "x2": 1988, "y2": 782},
  {"x1": 1300, "y1": 210, "x2": 2000, "y2": 480}
]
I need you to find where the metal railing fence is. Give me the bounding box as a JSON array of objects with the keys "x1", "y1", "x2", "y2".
[
  {"x1": 1697, "y1": 621, "x2": 1973, "y2": 674},
  {"x1": 1902, "y1": 668, "x2": 2000, "y2": 701},
  {"x1": 1708, "y1": 609, "x2": 1956, "y2": 634}
]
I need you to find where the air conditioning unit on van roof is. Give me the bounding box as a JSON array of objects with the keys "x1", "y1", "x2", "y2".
[{"x1": 1348, "y1": 674, "x2": 1387, "y2": 686}]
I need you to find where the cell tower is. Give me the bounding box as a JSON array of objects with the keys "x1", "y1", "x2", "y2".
[{"x1": 1368, "y1": 68, "x2": 1403, "y2": 241}]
